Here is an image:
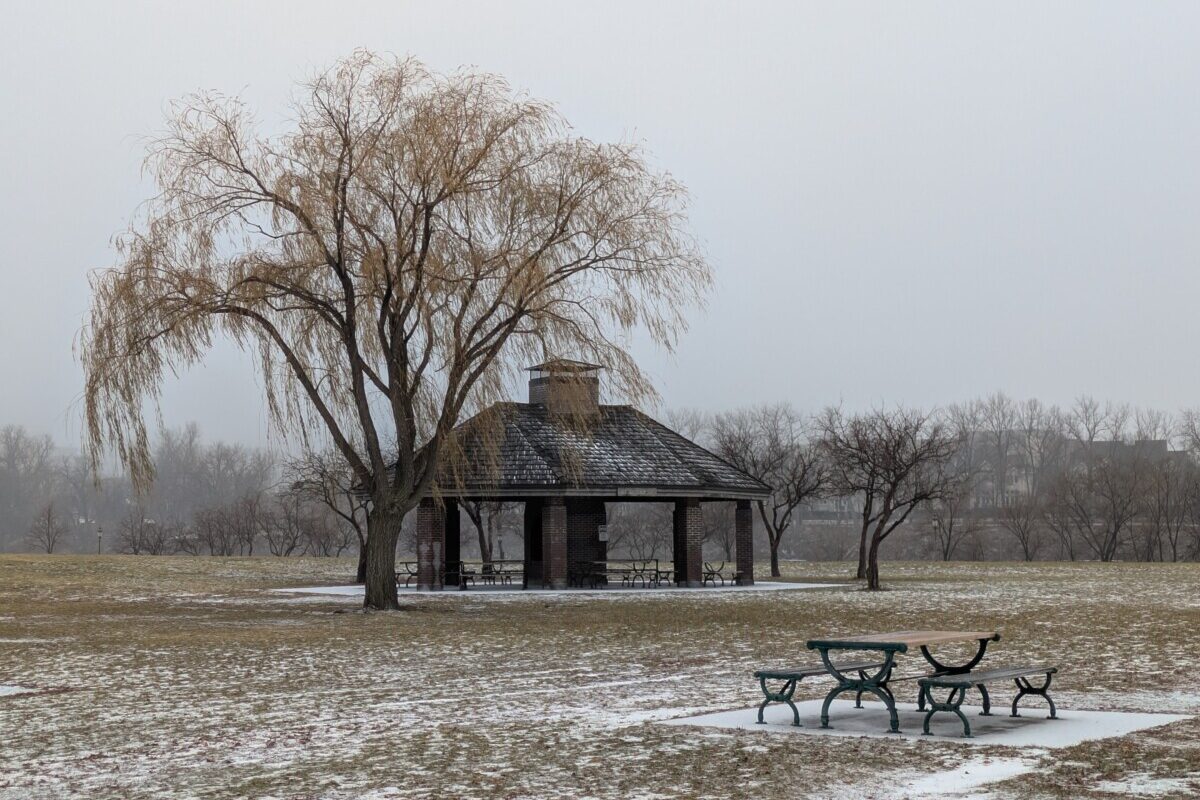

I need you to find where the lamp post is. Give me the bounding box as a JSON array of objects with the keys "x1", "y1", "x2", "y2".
[{"x1": 97, "y1": 525, "x2": 103, "y2": 555}]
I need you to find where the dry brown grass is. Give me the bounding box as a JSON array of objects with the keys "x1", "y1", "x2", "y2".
[{"x1": 0, "y1": 555, "x2": 1197, "y2": 799}]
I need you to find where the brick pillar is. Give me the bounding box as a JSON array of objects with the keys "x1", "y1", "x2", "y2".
[
  {"x1": 542, "y1": 498, "x2": 568, "y2": 589},
  {"x1": 444, "y1": 499, "x2": 460, "y2": 587},
  {"x1": 675, "y1": 498, "x2": 703, "y2": 587},
  {"x1": 673, "y1": 502, "x2": 686, "y2": 584},
  {"x1": 523, "y1": 499, "x2": 543, "y2": 588},
  {"x1": 735, "y1": 499, "x2": 754, "y2": 585},
  {"x1": 566, "y1": 499, "x2": 606, "y2": 579},
  {"x1": 416, "y1": 498, "x2": 445, "y2": 591}
]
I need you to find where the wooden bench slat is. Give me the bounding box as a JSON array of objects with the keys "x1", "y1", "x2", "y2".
[
  {"x1": 920, "y1": 665, "x2": 1057, "y2": 688},
  {"x1": 754, "y1": 660, "x2": 884, "y2": 680}
]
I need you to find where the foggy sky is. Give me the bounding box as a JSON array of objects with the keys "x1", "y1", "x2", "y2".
[{"x1": 3, "y1": 1, "x2": 1200, "y2": 450}]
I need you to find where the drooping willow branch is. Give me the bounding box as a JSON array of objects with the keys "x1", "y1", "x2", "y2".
[{"x1": 82, "y1": 51, "x2": 710, "y2": 516}]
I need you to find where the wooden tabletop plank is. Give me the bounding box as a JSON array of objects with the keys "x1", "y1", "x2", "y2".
[{"x1": 810, "y1": 630, "x2": 999, "y2": 649}]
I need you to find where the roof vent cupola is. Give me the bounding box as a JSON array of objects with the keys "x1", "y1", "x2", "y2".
[{"x1": 527, "y1": 359, "x2": 602, "y2": 416}]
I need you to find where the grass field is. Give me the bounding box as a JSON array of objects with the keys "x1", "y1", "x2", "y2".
[{"x1": 1, "y1": 556, "x2": 1198, "y2": 799}]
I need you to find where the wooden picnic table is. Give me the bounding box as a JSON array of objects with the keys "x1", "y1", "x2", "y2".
[
  {"x1": 584, "y1": 561, "x2": 658, "y2": 588},
  {"x1": 478, "y1": 559, "x2": 524, "y2": 586},
  {"x1": 805, "y1": 629, "x2": 1000, "y2": 733}
]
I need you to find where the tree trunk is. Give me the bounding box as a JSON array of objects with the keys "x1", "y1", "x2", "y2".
[
  {"x1": 856, "y1": 522, "x2": 869, "y2": 579},
  {"x1": 355, "y1": 547, "x2": 368, "y2": 584},
  {"x1": 353, "y1": 518, "x2": 368, "y2": 583},
  {"x1": 769, "y1": 540, "x2": 781, "y2": 577},
  {"x1": 479, "y1": 516, "x2": 493, "y2": 569},
  {"x1": 866, "y1": 532, "x2": 883, "y2": 590},
  {"x1": 363, "y1": 507, "x2": 403, "y2": 610}
]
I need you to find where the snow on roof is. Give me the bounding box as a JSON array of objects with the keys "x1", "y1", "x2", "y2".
[{"x1": 433, "y1": 402, "x2": 771, "y2": 499}]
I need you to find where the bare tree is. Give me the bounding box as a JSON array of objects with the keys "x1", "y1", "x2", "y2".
[
  {"x1": 1067, "y1": 396, "x2": 1129, "y2": 448},
  {"x1": 1042, "y1": 479, "x2": 1079, "y2": 561},
  {"x1": 712, "y1": 405, "x2": 826, "y2": 577},
  {"x1": 1141, "y1": 453, "x2": 1194, "y2": 563},
  {"x1": 82, "y1": 52, "x2": 708, "y2": 609},
  {"x1": 460, "y1": 500, "x2": 503, "y2": 569},
  {"x1": 621, "y1": 523, "x2": 671, "y2": 561},
  {"x1": 998, "y1": 497, "x2": 1044, "y2": 561},
  {"x1": 1048, "y1": 400, "x2": 1149, "y2": 562},
  {"x1": 173, "y1": 533, "x2": 201, "y2": 556},
  {"x1": 819, "y1": 407, "x2": 957, "y2": 590},
  {"x1": 264, "y1": 494, "x2": 304, "y2": 557},
  {"x1": 303, "y1": 506, "x2": 357, "y2": 557},
  {"x1": 604, "y1": 502, "x2": 672, "y2": 561},
  {"x1": 663, "y1": 409, "x2": 737, "y2": 560},
  {"x1": 664, "y1": 408, "x2": 713, "y2": 442},
  {"x1": 925, "y1": 402, "x2": 987, "y2": 561},
  {"x1": 703, "y1": 502, "x2": 737, "y2": 561},
  {"x1": 117, "y1": 509, "x2": 171, "y2": 555},
  {"x1": 191, "y1": 506, "x2": 238, "y2": 556},
  {"x1": 1048, "y1": 445, "x2": 1146, "y2": 563},
  {"x1": 2, "y1": 427, "x2": 58, "y2": 551},
  {"x1": 995, "y1": 400, "x2": 1066, "y2": 561},
  {"x1": 978, "y1": 393, "x2": 1018, "y2": 507},
  {"x1": 27, "y1": 502, "x2": 66, "y2": 554},
  {"x1": 285, "y1": 450, "x2": 369, "y2": 580}
]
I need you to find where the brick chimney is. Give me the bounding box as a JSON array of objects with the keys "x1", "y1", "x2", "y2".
[{"x1": 527, "y1": 359, "x2": 601, "y2": 416}]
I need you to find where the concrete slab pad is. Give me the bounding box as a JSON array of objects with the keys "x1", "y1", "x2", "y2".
[{"x1": 661, "y1": 699, "x2": 1190, "y2": 748}]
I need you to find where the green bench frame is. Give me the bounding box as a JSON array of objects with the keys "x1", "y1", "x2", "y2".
[
  {"x1": 918, "y1": 665, "x2": 1058, "y2": 737},
  {"x1": 753, "y1": 661, "x2": 886, "y2": 726}
]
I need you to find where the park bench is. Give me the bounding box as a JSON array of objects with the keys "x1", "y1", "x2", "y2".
[
  {"x1": 446, "y1": 561, "x2": 477, "y2": 590},
  {"x1": 580, "y1": 561, "x2": 657, "y2": 588},
  {"x1": 702, "y1": 561, "x2": 737, "y2": 586},
  {"x1": 395, "y1": 561, "x2": 419, "y2": 587},
  {"x1": 568, "y1": 563, "x2": 603, "y2": 588},
  {"x1": 481, "y1": 560, "x2": 524, "y2": 586},
  {"x1": 626, "y1": 561, "x2": 658, "y2": 588},
  {"x1": 652, "y1": 563, "x2": 675, "y2": 587},
  {"x1": 754, "y1": 661, "x2": 886, "y2": 726},
  {"x1": 918, "y1": 665, "x2": 1058, "y2": 738}
]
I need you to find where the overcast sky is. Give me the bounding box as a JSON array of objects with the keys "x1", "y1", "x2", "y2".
[{"x1": 3, "y1": 1, "x2": 1200, "y2": 449}]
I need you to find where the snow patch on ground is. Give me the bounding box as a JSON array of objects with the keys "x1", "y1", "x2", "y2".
[
  {"x1": 888, "y1": 757, "x2": 1033, "y2": 798},
  {"x1": 662, "y1": 699, "x2": 1191, "y2": 749},
  {"x1": 270, "y1": 581, "x2": 835, "y2": 598},
  {"x1": 1093, "y1": 773, "x2": 1200, "y2": 796},
  {"x1": 0, "y1": 685, "x2": 38, "y2": 698}
]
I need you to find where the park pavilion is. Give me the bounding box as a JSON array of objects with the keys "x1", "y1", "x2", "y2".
[{"x1": 410, "y1": 360, "x2": 770, "y2": 590}]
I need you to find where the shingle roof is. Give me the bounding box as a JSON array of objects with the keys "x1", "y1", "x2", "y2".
[{"x1": 434, "y1": 403, "x2": 771, "y2": 499}]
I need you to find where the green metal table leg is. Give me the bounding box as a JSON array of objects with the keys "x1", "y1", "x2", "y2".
[
  {"x1": 919, "y1": 636, "x2": 997, "y2": 716},
  {"x1": 814, "y1": 648, "x2": 901, "y2": 733}
]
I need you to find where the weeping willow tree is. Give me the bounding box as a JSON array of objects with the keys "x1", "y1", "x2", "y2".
[{"x1": 81, "y1": 52, "x2": 709, "y2": 609}]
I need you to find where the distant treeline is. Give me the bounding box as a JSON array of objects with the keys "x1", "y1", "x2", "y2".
[
  {"x1": 1, "y1": 423, "x2": 363, "y2": 561},
  {"x1": 6, "y1": 393, "x2": 1200, "y2": 568}
]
